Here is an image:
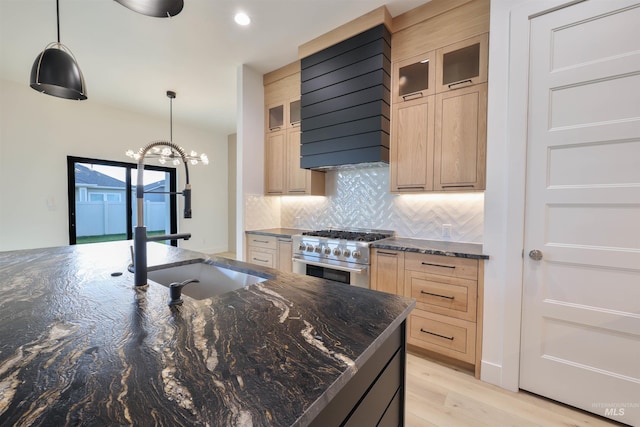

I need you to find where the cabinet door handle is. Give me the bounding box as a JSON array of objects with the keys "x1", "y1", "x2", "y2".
[
  {"x1": 278, "y1": 239, "x2": 292, "y2": 243},
  {"x1": 253, "y1": 239, "x2": 269, "y2": 244},
  {"x1": 421, "y1": 262, "x2": 456, "y2": 269},
  {"x1": 378, "y1": 251, "x2": 398, "y2": 256},
  {"x1": 441, "y1": 184, "x2": 476, "y2": 189},
  {"x1": 420, "y1": 290, "x2": 454, "y2": 300},
  {"x1": 402, "y1": 91, "x2": 424, "y2": 101},
  {"x1": 447, "y1": 79, "x2": 473, "y2": 89},
  {"x1": 420, "y1": 328, "x2": 454, "y2": 341},
  {"x1": 253, "y1": 257, "x2": 269, "y2": 263},
  {"x1": 269, "y1": 126, "x2": 282, "y2": 131},
  {"x1": 397, "y1": 186, "x2": 426, "y2": 191}
]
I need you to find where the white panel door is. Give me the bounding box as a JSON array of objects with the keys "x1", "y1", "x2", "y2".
[{"x1": 519, "y1": 1, "x2": 640, "y2": 425}]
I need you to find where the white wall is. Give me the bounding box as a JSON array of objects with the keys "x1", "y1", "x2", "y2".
[
  {"x1": 0, "y1": 78, "x2": 228, "y2": 254},
  {"x1": 236, "y1": 65, "x2": 266, "y2": 260},
  {"x1": 483, "y1": 0, "x2": 569, "y2": 391}
]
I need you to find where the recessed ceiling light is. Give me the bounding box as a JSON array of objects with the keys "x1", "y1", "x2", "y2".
[{"x1": 234, "y1": 12, "x2": 251, "y2": 26}]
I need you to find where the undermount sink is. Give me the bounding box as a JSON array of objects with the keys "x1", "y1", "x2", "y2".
[{"x1": 148, "y1": 261, "x2": 269, "y2": 300}]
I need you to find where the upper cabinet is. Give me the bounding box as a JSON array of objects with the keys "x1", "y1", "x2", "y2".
[
  {"x1": 435, "y1": 34, "x2": 488, "y2": 93},
  {"x1": 434, "y1": 83, "x2": 487, "y2": 191},
  {"x1": 389, "y1": 0, "x2": 490, "y2": 193},
  {"x1": 267, "y1": 103, "x2": 285, "y2": 132},
  {"x1": 392, "y1": 51, "x2": 436, "y2": 104},
  {"x1": 264, "y1": 63, "x2": 325, "y2": 196}
]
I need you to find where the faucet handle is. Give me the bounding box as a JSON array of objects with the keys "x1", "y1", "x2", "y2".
[{"x1": 168, "y1": 279, "x2": 200, "y2": 306}]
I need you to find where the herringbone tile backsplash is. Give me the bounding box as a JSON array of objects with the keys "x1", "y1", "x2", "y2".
[{"x1": 245, "y1": 165, "x2": 484, "y2": 243}]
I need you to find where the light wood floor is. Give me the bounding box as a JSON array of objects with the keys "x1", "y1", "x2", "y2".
[{"x1": 405, "y1": 352, "x2": 622, "y2": 427}]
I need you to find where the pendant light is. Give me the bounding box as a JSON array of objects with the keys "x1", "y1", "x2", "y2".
[
  {"x1": 114, "y1": 0, "x2": 184, "y2": 18},
  {"x1": 30, "y1": 0, "x2": 87, "y2": 100},
  {"x1": 125, "y1": 90, "x2": 209, "y2": 167}
]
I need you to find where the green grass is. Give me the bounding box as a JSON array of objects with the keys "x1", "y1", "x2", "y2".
[{"x1": 77, "y1": 230, "x2": 167, "y2": 244}]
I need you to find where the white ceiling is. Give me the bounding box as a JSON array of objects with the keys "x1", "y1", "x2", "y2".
[{"x1": 0, "y1": 0, "x2": 428, "y2": 135}]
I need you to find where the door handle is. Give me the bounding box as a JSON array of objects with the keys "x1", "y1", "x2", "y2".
[{"x1": 529, "y1": 249, "x2": 543, "y2": 261}]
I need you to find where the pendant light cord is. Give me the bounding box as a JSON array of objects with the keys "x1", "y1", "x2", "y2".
[
  {"x1": 169, "y1": 96, "x2": 173, "y2": 143},
  {"x1": 56, "y1": 0, "x2": 60, "y2": 43}
]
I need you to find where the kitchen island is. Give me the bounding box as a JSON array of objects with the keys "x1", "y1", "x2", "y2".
[{"x1": 0, "y1": 241, "x2": 414, "y2": 426}]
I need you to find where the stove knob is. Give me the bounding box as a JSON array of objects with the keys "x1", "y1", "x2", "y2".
[
  {"x1": 323, "y1": 247, "x2": 331, "y2": 255},
  {"x1": 314, "y1": 245, "x2": 322, "y2": 253},
  {"x1": 352, "y1": 250, "x2": 361, "y2": 259},
  {"x1": 333, "y1": 248, "x2": 342, "y2": 256},
  {"x1": 298, "y1": 244, "x2": 306, "y2": 251},
  {"x1": 306, "y1": 245, "x2": 314, "y2": 252},
  {"x1": 342, "y1": 249, "x2": 351, "y2": 257}
]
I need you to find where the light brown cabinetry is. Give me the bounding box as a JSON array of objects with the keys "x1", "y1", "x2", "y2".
[
  {"x1": 434, "y1": 83, "x2": 487, "y2": 190},
  {"x1": 371, "y1": 249, "x2": 484, "y2": 378},
  {"x1": 370, "y1": 249, "x2": 405, "y2": 295},
  {"x1": 390, "y1": 26, "x2": 488, "y2": 192},
  {"x1": 264, "y1": 64, "x2": 324, "y2": 196},
  {"x1": 277, "y1": 238, "x2": 293, "y2": 273},
  {"x1": 435, "y1": 33, "x2": 488, "y2": 93},
  {"x1": 390, "y1": 95, "x2": 435, "y2": 191},
  {"x1": 246, "y1": 234, "x2": 293, "y2": 272}
]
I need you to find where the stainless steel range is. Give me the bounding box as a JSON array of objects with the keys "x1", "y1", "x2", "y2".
[{"x1": 292, "y1": 228, "x2": 394, "y2": 288}]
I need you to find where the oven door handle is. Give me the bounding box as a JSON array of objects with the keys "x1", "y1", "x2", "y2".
[{"x1": 292, "y1": 257, "x2": 368, "y2": 274}]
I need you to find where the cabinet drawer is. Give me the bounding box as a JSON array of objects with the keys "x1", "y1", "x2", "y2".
[
  {"x1": 406, "y1": 270, "x2": 476, "y2": 321},
  {"x1": 247, "y1": 234, "x2": 277, "y2": 250},
  {"x1": 405, "y1": 252, "x2": 478, "y2": 281},
  {"x1": 248, "y1": 248, "x2": 275, "y2": 268},
  {"x1": 408, "y1": 309, "x2": 476, "y2": 364}
]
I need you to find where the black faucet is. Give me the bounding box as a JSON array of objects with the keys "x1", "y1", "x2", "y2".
[
  {"x1": 132, "y1": 141, "x2": 194, "y2": 287},
  {"x1": 168, "y1": 279, "x2": 200, "y2": 306}
]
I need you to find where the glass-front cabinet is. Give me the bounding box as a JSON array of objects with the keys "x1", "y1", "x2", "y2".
[
  {"x1": 267, "y1": 103, "x2": 284, "y2": 132},
  {"x1": 435, "y1": 33, "x2": 488, "y2": 93},
  {"x1": 288, "y1": 99, "x2": 301, "y2": 128},
  {"x1": 392, "y1": 51, "x2": 435, "y2": 103}
]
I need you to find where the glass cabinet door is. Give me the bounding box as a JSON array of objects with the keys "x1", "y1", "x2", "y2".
[
  {"x1": 267, "y1": 103, "x2": 284, "y2": 132},
  {"x1": 393, "y1": 51, "x2": 436, "y2": 103},
  {"x1": 436, "y1": 33, "x2": 488, "y2": 92},
  {"x1": 289, "y1": 99, "x2": 301, "y2": 127}
]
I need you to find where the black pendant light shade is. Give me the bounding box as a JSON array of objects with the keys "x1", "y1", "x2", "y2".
[
  {"x1": 30, "y1": 0, "x2": 87, "y2": 101},
  {"x1": 114, "y1": 0, "x2": 184, "y2": 17},
  {"x1": 30, "y1": 44, "x2": 87, "y2": 100}
]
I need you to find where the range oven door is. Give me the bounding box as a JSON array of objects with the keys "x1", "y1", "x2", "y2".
[{"x1": 292, "y1": 256, "x2": 369, "y2": 288}]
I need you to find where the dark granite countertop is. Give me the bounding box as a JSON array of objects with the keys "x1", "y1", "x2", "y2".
[
  {"x1": 372, "y1": 237, "x2": 489, "y2": 260},
  {"x1": 246, "y1": 228, "x2": 308, "y2": 238},
  {"x1": 0, "y1": 241, "x2": 414, "y2": 426}
]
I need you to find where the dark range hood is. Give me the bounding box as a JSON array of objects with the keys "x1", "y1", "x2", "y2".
[{"x1": 300, "y1": 24, "x2": 391, "y2": 170}]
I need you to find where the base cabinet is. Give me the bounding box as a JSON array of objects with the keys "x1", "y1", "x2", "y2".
[
  {"x1": 371, "y1": 249, "x2": 484, "y2": 377},
  {"x1": 245, "y1": 233, "x2": 293, "y2": 272},
  {"x1": 309, "y1": 322, "x2": 406, "y2": 427}
]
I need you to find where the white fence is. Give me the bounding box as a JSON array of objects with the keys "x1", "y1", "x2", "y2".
[{"x1": 76, "y1": 201, "x2": 169, "y2": 237}]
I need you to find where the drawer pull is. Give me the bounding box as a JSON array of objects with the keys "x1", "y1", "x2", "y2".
[
  {"x1": 253, "y1": 257, "x2": 269, "y2": 263},
  {"x1": 253, "y1": 239, "x2": 269, "y2": 244},
  {"x1": 420, "y1": 328, "x2": 454, "y2": 341},
  {"x1": 421, "y1": 262, "x2": 455, "y2": 269},
  {"x1": 378, "y1": 251, "x2": 397, "y2": 256},
  {"x1": 420, "y1": 290, "x2": 454, "y2": 300}
]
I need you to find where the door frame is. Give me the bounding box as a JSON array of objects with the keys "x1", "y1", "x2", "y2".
[
  {"x1": 66, "y1": 156, "x2": 178, "y2": 245},
  {"x1": 483, "y1": 0, "x2": 586, "y2": 391}
]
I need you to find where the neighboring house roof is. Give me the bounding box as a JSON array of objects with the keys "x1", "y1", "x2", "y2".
[
  {"x1": 75, "y1": 164, "x2": 125, "y2": 188},
  {"x1": 75, "y1": 164, "x2": 165, "y2": 191}
]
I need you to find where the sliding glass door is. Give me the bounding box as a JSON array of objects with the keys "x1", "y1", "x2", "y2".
[{"x1": 67, "y1": 156, "x2": 177, "y2": 245}]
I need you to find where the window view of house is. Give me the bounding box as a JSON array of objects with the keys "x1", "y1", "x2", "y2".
[{"x1": 68, "y1": 158, "x2": 176, "y2": 245}]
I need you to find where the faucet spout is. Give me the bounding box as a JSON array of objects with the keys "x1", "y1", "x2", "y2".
[{"x1": 146, "y1": 233, "x2": 191, "y2": 242}]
